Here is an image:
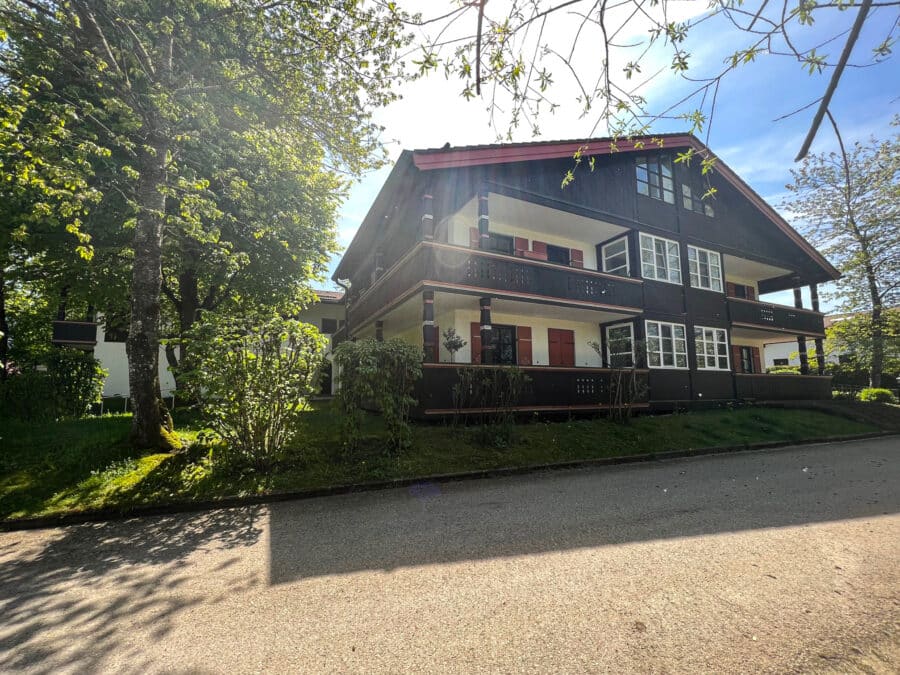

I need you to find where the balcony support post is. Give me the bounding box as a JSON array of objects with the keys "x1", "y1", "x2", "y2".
[
  {"x1": 793, "y1": 288, "x2": 810, "y2": 375},
  {"x1": 422, "y1": 290, "x2": 437, "y2": 362},
  {"x1": 477, "y1": 189, "x2": 489, "y2": 249},
  {"x1": 374, "y1": 249, "x2": 385, "y2": 280},
  {"x1": 375, "y1": 320, "x2": 384, "y2": 342},
  {"x1": 421, "y1": 193, "x2": 434, "y2": 242},
  {"x1": 479, "y1": 296, "x2": 494, "y2": 365},
  {"x1": 809, "y1": 283, "x2": 826, "y2": 375}
]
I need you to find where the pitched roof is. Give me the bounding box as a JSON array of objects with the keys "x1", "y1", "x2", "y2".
[{"x1": 313, "y1": 289, "x2": 345, "y2": 303}]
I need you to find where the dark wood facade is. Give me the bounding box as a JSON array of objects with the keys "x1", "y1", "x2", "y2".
[{"x1": 334, "y1": 134, "x2": 838, "y2": 414}]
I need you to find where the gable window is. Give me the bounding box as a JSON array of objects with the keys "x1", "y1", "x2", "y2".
[
  {"x1": 694, "y1": 326, "x2": 730, "y2": 370},
  {"x1": 681, "y1": 184, "x2": 715, "y2": 217},
  {"x1": 645, "y1": 320, "x2": 687, "y2": 369},
  {"x1": 606, "y1": 323, "x2": 635, "y2": 368},
  {"x1": 687, "y1": 246, "x2": 723, "y2": 292},
  {"x1": 636, "y1": 156, "x2": 675, "y2": 204},
  {"x1": 639, "y1": 233, "x2": 682, "y2": 284},
  {"x1": 602, "y1": 237, "x2": 630, "y2": 276}
]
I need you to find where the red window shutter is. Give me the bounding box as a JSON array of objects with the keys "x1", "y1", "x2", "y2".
[
  {"x1": 562, "y1": 330, "x2": 575, "y2": 366},
  {"x1": 531, "y1": 240, "x2": 548, "y2": 260},
  {"x1": 752, "y1": 347, "x2": 762, "y2": 374},
  {"x1": 746, "y1": 286, "x2": 756, "y2": 301},
  {"x1": 516, "y1": 326, "x2": 533, "y2": 366},
  {"x1": 726, "y1": 282, "x2": 737, "y2": 298},
  {"x1": 732, "y1": 345, "x2": 743, "y2": 373},
  {"x1": 548, "y1": 328, "x2": 575, "y2": 367},
  {"x1": 548, "y1": 328, "x2": 561, "y2": 367},
  {"x1": 470, "y1": 322, "x2": 482, "y2": 364},
  {"x1": 469, "y1": 227, "x2": 480, "y2": 249},
  {"x1": 514, "y1": 237, "x2": 529, "y2": 257},
  {"x1": 569, "y1": 248, "x2": 584, "y2": 269}
]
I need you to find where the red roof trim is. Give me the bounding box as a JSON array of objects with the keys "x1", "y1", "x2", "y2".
[{"x1": 412, "y1": 135, "x2": 696, "y2": 170}]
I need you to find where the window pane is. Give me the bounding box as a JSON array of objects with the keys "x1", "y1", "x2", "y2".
[
  {"x1": 642, "y1": 263, "x2": 655, "y2": 278},
  {"x1": 675, "y1": 339, "x2": 686, "y2": 354},
  {"x1": 718, "y1": 356, "x2": 728, "y2": 369},
  {"x1": 661, "y1": 160, "x2": 672, "y2": 177},
  {"x1": 663, "y1": 352, "x2": 673, "y2": 366},
  {"x1": 661, "y1": 324, "x2": 672, "y2": 339},
  {"x1": 676, "y1": 354, "x2": 687, "y2": 368},
  {"x1": 637, "y1": 182, "x2": 649, "y2": 196},
  {"x1": 648, "y1": 351, "x2": 661, "y2": 367},
  {"x1": 673, "y1": 326, "x2": 685, "y2": 339},
  {"x1": 647, "y1": 323, "x2": 659, "y2": 337}
]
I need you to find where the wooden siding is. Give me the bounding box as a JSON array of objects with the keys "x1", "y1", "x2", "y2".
[{"x1": 727, "y1": 297, "x2": 825, "y2": 336}]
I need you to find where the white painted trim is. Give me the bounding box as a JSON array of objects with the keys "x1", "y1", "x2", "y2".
[
  {"x1": 693, "y1": 324, "x2": 731, "y2": 371},
  {"x1": 601, "y1": 236, "x2": 630, "y2": 276},
  {"x1": 639, "y1": 232, "x2": 683, "y2": 285},
  {"x1": 687, "y1": 245, "x2": 724, "y2": 293},
  {"x1": 605, "y1": 321, "x2": 635, "y2": 367},
  {"x1": 644, "y1": 319, "x2": 689, "y2": 370}
]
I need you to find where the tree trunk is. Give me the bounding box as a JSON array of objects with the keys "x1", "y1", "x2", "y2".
[
  {"x1": 0, "y1": 262, "x2": 9, "y2": 379},
  {"x1": 127, "y1": 135, "x2": 168, "y2": 448},
  {"x1": 869, "y1": 286, "x2": 883, "y2": 388}
]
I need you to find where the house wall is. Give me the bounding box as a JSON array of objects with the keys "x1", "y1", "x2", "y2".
[
  {"x1": 93, "y1": 299, "x2": 345, "y2": 398},
  {"x1": 94, "y1": 323, "x2": 177, "y2": 399},
  {"x1": 764, "y1": 339, "x2": 838, "y2": 367},
  {"x1": 446, "y1": 210, "x2": 600, "y2": 270}
]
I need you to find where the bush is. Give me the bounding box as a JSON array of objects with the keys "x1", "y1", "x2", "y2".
[
  {"x1": 47, "y1": 348, "x2": 108, "y2": 418},
  {"x1": 858, "y1": 388, "x2": 898, "y2": 404},
  {"x1": 183, "y1": 314, "x2": 327, "y2": 470},
  {"x1": 0, "y1": 349, "x2": 106, "y2": 421},
  {"x1": 451, "y1": 366, "x2": 530, "y2": 446},
  {"x1": 332, "y1": 338, "x2": 423, "y2": 451},
  {"x1": 766, "y1": 365, "x2": 800, "y2": 374},
  {"x1": 0, "y1": 369, "x2": 56, "y2": 421}
]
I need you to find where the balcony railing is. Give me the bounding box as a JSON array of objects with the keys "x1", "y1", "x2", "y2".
[
  {"x1": 414, "y1": 363, "x2": 650, "y2": 414},
  {"x1": 728, "y1": 297, "x2": 825, "y2": 335},
  {"x1": 349, "y1": 242, "x2": 644, "y2": 331},
  {"x1": 735, "y1": 373, "x2": 831, "y2": 400},
  {"x1": 51, "y1": 320, "x2": 98, "y2": 346}
]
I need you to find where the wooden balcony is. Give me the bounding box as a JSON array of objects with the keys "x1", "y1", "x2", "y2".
[
  {"x1": 728, "y1": 297, "x2": 825, "y2": 336},
  {"x1": 350, "y1": 242, "x2": 644, "y2": 330},
  {"x1": 51, "y1": 320, "x2": 98, "y2": 347},
  {"x1": 735, "y1": 373, "x2": 832, "y2": 400},
  {"x1": 414, "y1": 363, "x2": 650, "y2": 415}
]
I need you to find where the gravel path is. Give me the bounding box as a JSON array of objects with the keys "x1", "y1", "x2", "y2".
[{"x1": 1, "y1": 436, "x2": 898, "y2": 673}]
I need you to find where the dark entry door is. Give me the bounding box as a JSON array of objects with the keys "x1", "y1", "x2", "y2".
[{"x1": 492, "y1": 324, "x2": 517, "y2": 365}]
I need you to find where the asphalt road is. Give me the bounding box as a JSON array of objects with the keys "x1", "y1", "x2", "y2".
[{"x1": 1, "y1": 436, "x2": 898, "y2": 674}]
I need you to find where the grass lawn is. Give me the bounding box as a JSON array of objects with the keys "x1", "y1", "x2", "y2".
[{"x1": 0, "y1": 404, "x2": 880, "y2": 521}]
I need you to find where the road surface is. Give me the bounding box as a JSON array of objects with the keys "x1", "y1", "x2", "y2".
[{"x1": 1, "y1": 436, "x2": 898, "y2": 673}]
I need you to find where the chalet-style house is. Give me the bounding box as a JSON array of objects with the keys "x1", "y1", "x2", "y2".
[{"x1": 332, "y1": 134, "x2": 839, "y2": 415}]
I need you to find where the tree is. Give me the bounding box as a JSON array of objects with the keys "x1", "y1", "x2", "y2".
[
  {"x1": 441, "y1": 326, "x2": 466, "y2": 363},
  {"x1": 1, "y1": 1, "x2": 411, "y2": 447},
  {"x1": 826, "y1": 311, "x2": 900, "y2": 384},
  {"x1": 411, "y1": 1, "x2": 895, "y2": 164},
  {"x1": 0, "y1": 78, "x2": 105, "y2": 376},
  {"x1": 783, "y1": 120, "x2": 899, "y2": 387}
]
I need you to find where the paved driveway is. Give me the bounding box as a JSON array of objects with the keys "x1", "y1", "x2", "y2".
[{"x1": 1, "y1": 437, "x2": 898, "y2": 673}]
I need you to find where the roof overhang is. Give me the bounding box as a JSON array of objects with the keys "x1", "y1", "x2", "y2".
[{"x1": 411, "y1": 134, "x2": 839, "y2": 283}]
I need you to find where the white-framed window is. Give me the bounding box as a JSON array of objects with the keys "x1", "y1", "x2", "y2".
[
  {"x1": 681, "y1": 184, "x2": 715, "y2": 217},
  {"x1": 639, "y1": 233, "x2": 682, "y2": 284},
  {"x1": 645, "y1": 320, "x2": 688, "y2": 369},
  {"x1": 605, "y1": 322, "x2": 635, "y2": 368},
  {"x1": 694, "y1": 325, "x2": 730, "y2": 370},
  {"x1": 687, "y1": 245, "x2": 723, "y2": 292},
  {"x1": 636, "y1": 156, "x2": 675, "y2": 204},
  {"x1": 601, "y1": 237, "x2": 630, "y2": 276}
]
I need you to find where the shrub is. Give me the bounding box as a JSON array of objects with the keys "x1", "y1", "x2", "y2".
[
  {"x1": 858, "y1": 388, "x2": 898, "y2": 404},
  {"x1": 451, "y1": 366, "x2": 530, "y2": 446},
  {"x1": 0, "y1": 349, "x2": 106, "y2": 421},
  {"x1": 332, "y1": 338, "x2": 423, "y2": 451},
  {"x1": 0, "y1": 369, "x2": 56, "y2": 421},
  {"x1": 183, "y1": 314, "x2": 327, "y2": 470},
  {"x1": 766, "y1": 365, "x2": 801, "y2": 374},
  {"x1": 47, "y1": 348, "x2": 108, "y2": 418}
]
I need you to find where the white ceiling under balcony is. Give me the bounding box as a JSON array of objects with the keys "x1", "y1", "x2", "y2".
[
  {"x1": 450, "y1": 193, "x2": 628, "y2": 244},
  {"x1": 723, "y1": 254, "x2": 792, "y2": 282}
]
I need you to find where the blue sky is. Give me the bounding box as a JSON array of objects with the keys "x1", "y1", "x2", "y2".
[{"x1": 323, "y1": 2, "x2": 898, "y2": 311}]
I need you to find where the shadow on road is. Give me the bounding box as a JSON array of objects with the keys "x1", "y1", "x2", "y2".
[
  {"x1": 0, "y1": 506, "x2": 262, "y2": 673},
  {"x1": 268, "y1": 440, "x2": 899, "y2": 584}
]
